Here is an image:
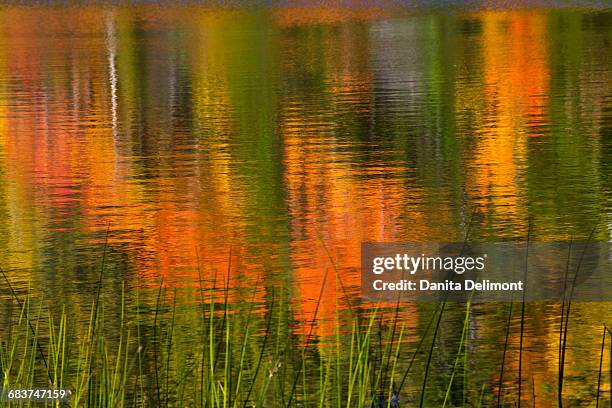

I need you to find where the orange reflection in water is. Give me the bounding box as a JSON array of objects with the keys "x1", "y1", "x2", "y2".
[
  {"x1": 280, "y1": 30, "x2": 424, "y2": 336},
  {"x1": 465, "y1": 11, "x2": 553, "y2": 403},
  {"x1": 464, "y1": 11, "x2": 549, "y2": 231},
  {"x1": 0, "y1": 7, "x2": 265, "y2": 303}
]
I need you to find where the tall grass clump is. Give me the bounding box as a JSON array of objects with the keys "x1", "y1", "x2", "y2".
[
  {"x1": 0, "y1": 250, "x2": 610, "y2": 406},
  {"x1": 0, "y1": 277, "x2": 414, "y2": 407}
]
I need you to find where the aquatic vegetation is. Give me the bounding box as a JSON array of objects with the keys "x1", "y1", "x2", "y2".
[{"x1": 0, "y1": 267, "x2": 610, "y2": 407}]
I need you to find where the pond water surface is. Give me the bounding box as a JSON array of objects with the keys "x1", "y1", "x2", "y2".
[{"x1": 0, "y1": 4, "x2": 610, "y2": 406}]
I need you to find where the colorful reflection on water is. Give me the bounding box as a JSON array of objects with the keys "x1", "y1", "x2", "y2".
[{"x1": 0, "y1": 4, "x2": 610, "y2": 405}]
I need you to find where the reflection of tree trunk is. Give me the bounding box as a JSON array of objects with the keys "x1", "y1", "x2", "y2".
[{"x1": 106, "y1": 12, "x2": 119, "y2": 153}]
